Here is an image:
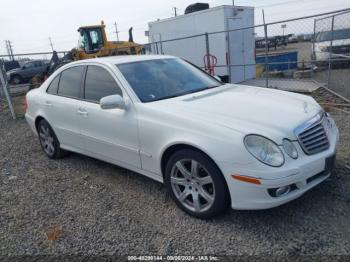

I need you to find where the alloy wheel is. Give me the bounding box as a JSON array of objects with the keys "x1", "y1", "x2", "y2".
[
  {"x1": 39, "y1": 124, "x2": 55, "y2": 156},
  {"x1": 12, "y1": 76, "x2": 21, "y2": 85},
  {"x1": 170, "y1": 159, "x2": 215, "y2": 213}
]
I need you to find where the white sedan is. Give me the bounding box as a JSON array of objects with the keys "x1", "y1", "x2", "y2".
[{"x1": 25, "y1": 55, "x2": 339, "y2": 218}]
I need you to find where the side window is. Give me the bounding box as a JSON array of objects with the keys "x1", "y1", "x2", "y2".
[
  {"x1": 46, "y1": 75, "x2": 60, "y2": 95},
  {"x1": 84, "y1": 65, "x2": 122, "y2": 102},
  {"x1": 57, "y1": 66, "x2": 85, "y2": 98},
  {"x1": 23, "y1": 62, "x2": 34, "y2": 69}
]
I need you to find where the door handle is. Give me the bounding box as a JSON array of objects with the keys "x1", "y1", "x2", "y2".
[
  {"x1": 77, "y1": 108, "x2": 88, "y2": 116},
  {"x1": 44, "y1": 101, "x2": 53, "y2": 107}
]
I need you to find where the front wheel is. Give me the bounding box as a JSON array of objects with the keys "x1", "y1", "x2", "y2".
[
  {"x1": 165, "y1": 149, "x2": 230, "y2": 218},
  {"x1": 10, "y1": 75, "x2": 22, "y2": 85}
]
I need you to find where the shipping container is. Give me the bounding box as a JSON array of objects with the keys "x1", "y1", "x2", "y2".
[{"x1": 148, "y1": 5, "x2": 256, "y2": 83}]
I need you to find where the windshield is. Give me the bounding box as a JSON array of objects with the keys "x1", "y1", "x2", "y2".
[
  {"x1": 316, "y1": 28, "x2": 350, "y2": 42},
  {"x1": 117, "y1": 58, "x2": 222, "y2": 102}
]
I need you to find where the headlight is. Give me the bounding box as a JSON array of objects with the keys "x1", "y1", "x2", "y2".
[
  {"x1": 244, "y1": 135, "x2": 284, "y2": 167},
  {"x1": 319, "y1": 46, "x2": 328, "y2": 52},
  {"x1": 282, "y1": 139, "x2": 298, "y2": 159}
]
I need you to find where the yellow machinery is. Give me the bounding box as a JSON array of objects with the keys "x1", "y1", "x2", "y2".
[
  {"x1": 70, "y1": 21, "x2": 142, "y2": 60},
  {"x1": 42, "y1": 21, "x2": 143, "y2": 80}
]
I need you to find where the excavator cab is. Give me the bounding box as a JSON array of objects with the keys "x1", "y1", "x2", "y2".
[{"x1": 78, "y1": 26, "x2": 105, "y2": 54}]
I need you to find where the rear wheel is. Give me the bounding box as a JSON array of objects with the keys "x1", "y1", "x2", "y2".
[
  {"x1": 37, "y1": 119, "x2": 68, "y2": 159},
  {"x1": 165, "y1": 149, "x2": 230, "y2": 218}
]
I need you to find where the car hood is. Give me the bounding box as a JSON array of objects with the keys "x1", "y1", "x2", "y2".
[
  {"x1": 147, "y1": 84, "x2": 322, "y2": 143},
  {"x1": 7, "y1": 68, "x2": 21, "y2": 74}
]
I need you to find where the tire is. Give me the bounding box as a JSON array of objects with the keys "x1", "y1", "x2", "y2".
[
  {"x1": 37, "y1": 119, "x2": 68, "y2": 159},
  {"x1": 164, "y1": 149, "x2": 230, "y2": 218},
  {"x1": 10, "y1": 74, "x2": 22, "y2": 85}
]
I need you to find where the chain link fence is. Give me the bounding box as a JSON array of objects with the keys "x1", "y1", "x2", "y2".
[
  {"x1": 1, "y1": 8, "x2": 350, "y2": 119},
  {"x1": 313, "y1": 10, "x2": 350, "y2": 100},
  {"x1": 147, "y1": 8, "x2": 350, "y2": 101},
  {"x1": 0, "y1": 52, "x2": 67, "y2": 118}
]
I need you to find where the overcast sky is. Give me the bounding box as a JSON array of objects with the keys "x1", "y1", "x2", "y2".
[{"x1": 0, "y1": 0, "x2": 349, "y2": 54}]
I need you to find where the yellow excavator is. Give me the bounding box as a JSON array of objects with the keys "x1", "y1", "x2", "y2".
[{"x1": 45, "y1": 21, "x2": 142, "y2": 76}]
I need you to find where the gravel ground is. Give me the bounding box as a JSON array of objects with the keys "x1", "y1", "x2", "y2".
[{"x1": 0, "y1": 89, "x2": 350, "y2": 261}]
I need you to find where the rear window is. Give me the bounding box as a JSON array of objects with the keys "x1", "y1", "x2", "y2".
[
  {"x1": 57, "y1": 66, "x2": 85, "y2": 98},
  {"x1": 47, "y1": 75, "x2": 60, "y2": 95}
]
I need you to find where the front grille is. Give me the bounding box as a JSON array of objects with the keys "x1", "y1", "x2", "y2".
[{"x1": 297, "y1": 114, "x2": 330, "y2": 155}]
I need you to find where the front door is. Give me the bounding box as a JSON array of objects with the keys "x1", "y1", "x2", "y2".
[{"x1": 78, "y1": 65, "x2": 141, "y2": 168}]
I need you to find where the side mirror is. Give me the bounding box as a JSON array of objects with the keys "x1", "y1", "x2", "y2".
[{"x1": 100, "y1": 95, "x2": 126, "y2": 110}]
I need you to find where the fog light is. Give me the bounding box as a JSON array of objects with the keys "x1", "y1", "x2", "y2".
[{"x1": 275, "y1": 186, "x2": 291, "y2": 197}]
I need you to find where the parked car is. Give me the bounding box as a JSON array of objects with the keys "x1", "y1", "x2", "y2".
[
  {"x1": 312, "y1": 28, "x2": 350, "y2": 66},
  {"x1": 25, "y1": 55, "x2": 339, "y2": 218},
  {"x1": 6, "y1": 60, "x2": 49, "y2": 84},
  {"x1": 255, "y1": 35, "x2": 288, "y2": 50},
  {"x1": 4, "y1": 60, "x2": 20, "y2": 72},
  {"x1": 288, "y1": 34, "x2": 298, "y2": 43}
]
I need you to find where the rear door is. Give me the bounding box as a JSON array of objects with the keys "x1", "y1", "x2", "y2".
[
  {"x1": 44, "y1": 65, "x2": 85, "y2": 150},
  {"x1": 78, "y1": 64, "x2": 141, "y2": 168}
]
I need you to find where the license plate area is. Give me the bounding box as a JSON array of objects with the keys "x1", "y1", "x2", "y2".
[
  {"x1": 306, "y1": 154, "x2": 336, "y2": 184},
  {"x1": 325, "y1": 154, "x2": 336, "y2": 173}
]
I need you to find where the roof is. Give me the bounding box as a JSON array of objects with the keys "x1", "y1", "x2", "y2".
[
  {"x1": 148, "y1": 5, "x2": 254, "y2": 25},
  {"x1": 73, "y1": 55, "x2": 176, "y2": 65}
]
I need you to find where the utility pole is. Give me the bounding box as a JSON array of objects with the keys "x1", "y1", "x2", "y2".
[
  {"x1": 114, "y1": 22, "x2": 120, "y2": 41},
  {"x1": 6, "y1": 40, "x2": 14, "y2": 61},
  {"x1": 49, "y1": 37, "x2": 54, "y2": 51},
  {"x1": 173, "y1": 7, "x2": 178, "y2": 16},
  {"x1": 232, "y1": 0, "x2": 235, "y2": 6},
  {"x1": 5, "y1": 41, "x2": 11, "y2": 60},
  {"x1": 281, "y1": 24, "x2": 287, "y2": 37}
]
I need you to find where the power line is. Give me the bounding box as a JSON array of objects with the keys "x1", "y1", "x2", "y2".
[{"x1": 256, "y1": 0, "x2": 306, "y2": 8}]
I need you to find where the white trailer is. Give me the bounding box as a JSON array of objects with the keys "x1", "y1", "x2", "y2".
[{"x1": 148, "y1": 5, "x2": 255, "y2": 83}]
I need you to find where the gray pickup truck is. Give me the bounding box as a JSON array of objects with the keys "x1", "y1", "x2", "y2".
[{"x1": 6, "y1": 60, "x2": 49, "y2": 84}]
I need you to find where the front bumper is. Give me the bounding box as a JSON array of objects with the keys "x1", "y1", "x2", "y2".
[
  {"x1": 220, "y1": 118, "x2": 339, "y2": 210},
  {"x1": 227, "y1": 154, "x2": 335, "y2": 210}
]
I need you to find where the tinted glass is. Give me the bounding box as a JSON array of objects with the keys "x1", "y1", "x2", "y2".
[
  {"x1": 23, "y1": 62, "x2": 35, "y2": 69},
  {"x1": 47, "y1": 75, "x2": 60, "y2": 95},
  {"x1": 117, "y1": 58, "x2": 221, "y2": 102},
  {"x1": 84, "y1": 65, "x2": 122, "y2": 102},
  {"x1": 317, "y1": 29, "x2": 350, "y2": 42},
  {"x1": 57, "y1": 66, "x2": 84, "y2": 98}
]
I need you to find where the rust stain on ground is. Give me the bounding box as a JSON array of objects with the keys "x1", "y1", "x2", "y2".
[{"x1": 45, "y1": 227, "x2": 64, "y2": 243}]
